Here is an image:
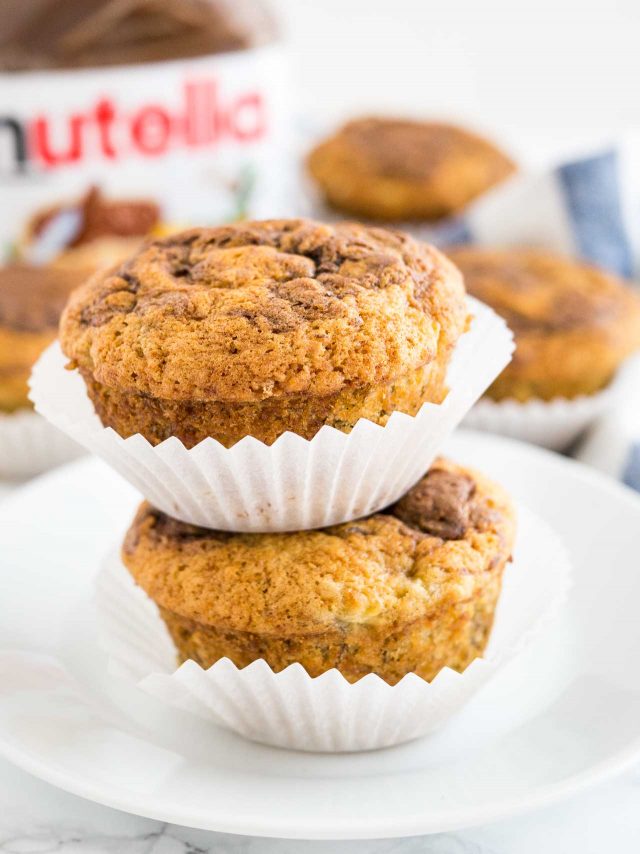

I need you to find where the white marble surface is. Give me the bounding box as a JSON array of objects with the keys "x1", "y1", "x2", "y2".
[{"x1": 1, "y1": 755, "x2": 639, "y2": 853}]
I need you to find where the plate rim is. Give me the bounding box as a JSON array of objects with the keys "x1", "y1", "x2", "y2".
[
  {"x1": 2, "y1": 430, "x2": 640, "y2": 839},
  {"x1": 2, "y1": 727, "x2": 640, "y2": 839}
]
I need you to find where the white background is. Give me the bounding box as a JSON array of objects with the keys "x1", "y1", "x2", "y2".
[{"x1": 268, "y1": 0, "x2": 637, "y2": 157}]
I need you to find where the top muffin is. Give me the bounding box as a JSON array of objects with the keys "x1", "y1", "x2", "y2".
[
  {"x1": 449, "y1": 246, "x2": 640, "y2": 401},
  {"x1": 307, "y1": 118, "x2": 516, "y2": 221},
  {"x1": 60, "y1": 219, "x2": 468, "y2": 447}
]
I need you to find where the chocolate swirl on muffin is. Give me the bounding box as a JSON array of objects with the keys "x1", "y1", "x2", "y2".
[
  {"x1": 60, "y1": 219, "x2": 468, "y2": 447},
  {"x1": 122, "y1": 458, "x2": 515, "y2": 685}
]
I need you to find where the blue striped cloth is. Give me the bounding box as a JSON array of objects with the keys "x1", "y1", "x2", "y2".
[
  {"x1": 624, "y1": 445, "x2": 640, "y2": 490},
  {"x1": 576, "y1": 398, "x2": 640, "y2": 493},
  {"x1": 431, "y1": 149, "x2": 636, "y2": 279},
  {"x1": 557, "y1": 152, "x2": 633, "y2": 277}
]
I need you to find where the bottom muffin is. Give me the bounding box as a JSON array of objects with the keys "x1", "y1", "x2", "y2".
[{"x1": 122, "y1": 458, "x2": 516, "y2": 685}]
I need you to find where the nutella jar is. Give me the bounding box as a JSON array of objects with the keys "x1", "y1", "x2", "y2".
[{"x1": 0, "y1": 0, "x2": 288, "y2": 264}]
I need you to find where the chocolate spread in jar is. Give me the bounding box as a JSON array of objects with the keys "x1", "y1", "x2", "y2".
[
  {"x1": 0, "y1": 0, "x2": 276, "y2": 71},
  {"x1": 30, "y1": 187, "x2": 160, "y2": 249}
]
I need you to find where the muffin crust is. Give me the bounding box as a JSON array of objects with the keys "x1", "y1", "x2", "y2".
[
  {"x1": 61, "y1": 219, "x2": 468, "y2": 446},
  {"x1": 307, "y1": 118, "x2": 516, "y2": 221},
  {"x1": 449, "y1": 246, "x2": 640, "y2": 401},
  {"x1": 122, "y1": 458, "x2": 516, "y2": 685}
]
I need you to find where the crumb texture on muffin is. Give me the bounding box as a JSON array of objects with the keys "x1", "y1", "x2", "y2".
[
  {"x1": 449, "y1": 246, "x2": 640, "y2": 401},
  {"x1": 122, "y1": 457, "x2": 516, "y2": 685},
  {"x1": 307, "y1": 118, "x2": 516, "y2": 221},
  {"x1": 60, "y1": 219, "x2": 468, "y2": 446}
]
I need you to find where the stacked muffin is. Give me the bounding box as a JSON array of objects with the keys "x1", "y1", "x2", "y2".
[
  {"x1": 60, "y1": 219, "x2": 468, "y2": 447},
  {"x1": 56, "y1": 218, "x2": 516, "y2": 692},
  {"x1": 122, "y1": 459, "x2": 515, "y2": 685}
]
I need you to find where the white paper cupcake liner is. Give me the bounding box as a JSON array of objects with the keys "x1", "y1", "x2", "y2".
[
  {"x1": 97, "y1": 505, "x2": 572, "y2": 752},
  {"x1": 463, "y1": 354, "x2": 640, "y2": 452},
  {"x1": 30, "y1": 298, "x2": 513, "y2": 531},
  {"x1": 0, "y1": 409, "x2": 83, "y2": 480}
]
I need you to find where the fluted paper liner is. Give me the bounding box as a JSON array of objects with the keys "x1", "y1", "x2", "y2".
[
  {"x1": 0, "y1": 409, "x2": 83, "y2": 480},
  {"x1": 463, "y1": 355, "x2": 640, "y2": 452},
  {"x1": 97, "y1": 505, "x2": 572, "y2": 752},
  {"x1": 30, "y1": 298, "x2": 513, "y2": 531}
]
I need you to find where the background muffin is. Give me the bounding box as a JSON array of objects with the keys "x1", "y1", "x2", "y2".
[
  {"x1": 307, "y1": 117, "x2": 516, "y2": 221},
  {"x1": 60, "y1": 219, "x2": 468, "y2": 448},
  {"x1": 0, "y1": 264, "x2": 88, "y2": 412},
  {"x1": 122, "y1": 457, "x2": 516, "y2": 685},
  {"x1": 449, "y1": 246, "x2": 640, "y2": 401}
]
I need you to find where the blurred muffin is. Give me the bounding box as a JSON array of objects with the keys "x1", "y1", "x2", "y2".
[
  {"x1": 60, "y1": 219, "x2": 468, "y2": 448},
  {"x1": 449, "y1": 246, "x2": 640, "y2": 401},
  {"x1": 307, "y1": 117, "x2": 516, "y2": 221},
  {"x1": 122, "y1": 457, "x2": 516, "y2": 685},
  {"x1": 21, "y1": 186, "x2": 159, "y2": 272},
  {"x1": 0, "y1": 264, "x2": 89, "y2": 411},
  {"x1": 51, "y1": 237, "x2": 151, "y2": 273}
]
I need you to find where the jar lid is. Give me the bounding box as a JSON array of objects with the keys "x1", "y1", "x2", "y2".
[{"x1": 0, "y1": 0, "x2": 277, "y2": 71}]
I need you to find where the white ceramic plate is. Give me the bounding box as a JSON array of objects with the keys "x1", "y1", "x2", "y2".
[{"x1": 0, "y1": 431, "x2": 639, "y2": 840}]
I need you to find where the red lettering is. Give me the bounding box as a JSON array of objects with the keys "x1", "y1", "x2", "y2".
[
  {"x1": 231, "y1": 93, "x2": 266, "y2": 141},
  {"x1": 184, "y1": 81, "x2": 215, "y2": 146},
  {"x1": 95, "y1": 98, "x2": 116, "y2": 159},
  {"x1": 31, "y1": 113, "x2": 85, "y2": 167},
  {"x1": 131, "y1": 106, "x2": 172, "y2": 155},
  {"x1": 17, "y1": 77, "x2": 266, "y2": 171}
]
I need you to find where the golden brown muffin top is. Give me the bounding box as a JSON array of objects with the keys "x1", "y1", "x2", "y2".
[
  {"x1": 448, "y1": 246, "x2": 640, "y2": 337},
  {"x1": 0, "y1": 263, "x2": 90, "y2": 333},
  {"x1": 60, "y1": 219, "x2": 467, "y2": 402},
  {"x1": 309, "y1": 117, "x2": 516, "y2": 185},
  {"x1": 122, "y1": 458, "x2": 515, "y2": 636}
]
